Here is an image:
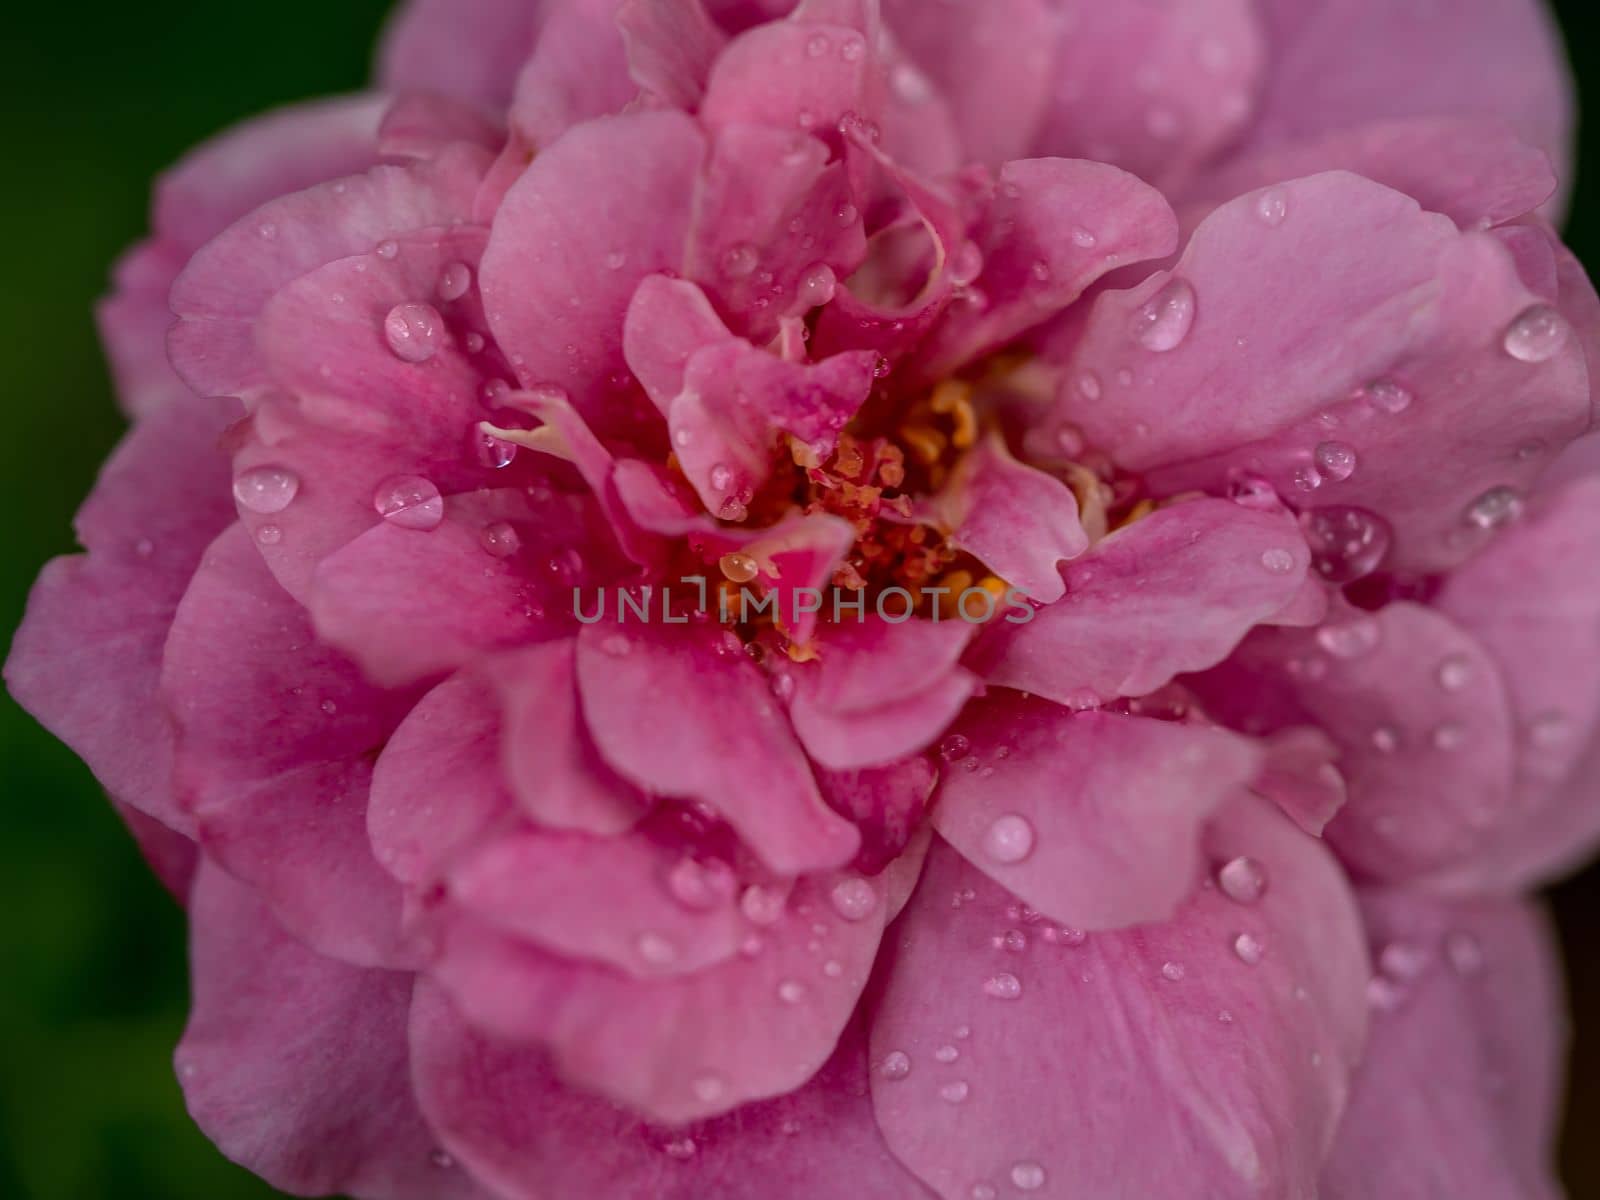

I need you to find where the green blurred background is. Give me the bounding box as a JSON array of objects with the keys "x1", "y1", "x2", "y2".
[{"x1": 2, "y1": 2, "x2": 1599, "y2": 1195}]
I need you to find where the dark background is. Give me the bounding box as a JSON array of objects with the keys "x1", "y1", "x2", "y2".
[{"x1": 1, "y1": 3, "x2": 1597, "y2": 1196}]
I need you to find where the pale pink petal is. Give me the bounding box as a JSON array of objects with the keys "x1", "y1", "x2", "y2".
[
  {"x1": 378, "y1": 0, "x2": 544, "y2": 110},
  {"x1": 575, "y1": 620, "x2": 860, "y2": 873},
  {"x1": 620, "y1": 0, "x2": 729, "y2": 111},
  {"x1": 1254, "y1": 727, "x2": 1348, "y2": 837},
  {"x1": 818, "y1": 755, "x2": 936, "y2": 874},
  {"x1": 4, "y1": 394, "x2": 236, "y2": 835},
  {"x1": 1321, "y1": 890, "x2": 1565, "y2": 1200},
  {"x1": 871, "y1": 803, "x2": 1367, "y2": 1200},
  {"x1": 934, "y1": 698, "x2": 1261, "y2": 930},
  {"x1": 411, "y1": 986, "x2": 934, "y2": 1199},
  {"x1": 377, "y1": 92, "x2": 504, "y2": 161},
  {"x1": 1064, "y1": 172, "x2": 1591, "y2": 573},
  {"x1": 506, "y1": 0, "x2": 638, "y2": 152},
  {"x1": 970, "y1": 500, "x2": 1310, "y2": 707},
  {"x1": 479, "y1": 111, "x2": 705, "y2": 445},
  {"x1": 700, "y1": 20, "x2": 874, "y2": 148},
  {"x1": 163, "y1": 525, "x2": 415, "y2": 967},
  {"x1": 177, "y1": 865, "x2": 484, "y2": 1200},
  {"x1": 430, "y1": 866, "x2": 894, "y2": 1123}
]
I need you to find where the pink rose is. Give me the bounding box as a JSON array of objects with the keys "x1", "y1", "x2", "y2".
[{"x1": 8, "y1": 1, "x2": 1597, "y2": 1196}]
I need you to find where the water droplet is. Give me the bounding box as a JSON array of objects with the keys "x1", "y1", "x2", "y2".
[
  {"x1": 1371, "y1": 725, "x2": 1400, "y2": 753},
  {"x1": 479, "y1": 521, "x2": 520, "y2": 558},
  {"x1": 1316, "y1": 614, "x2": 1381, "y2": 658},
  {"x1": 879, "y1": 1050, "x2": 912, "y2": 1080},
  {"x1": 373, "y1": 475, "x2": 444, "y2": 530},
  {"x1": 971, "y1": 1186, "x2": 997, "y2": 1200},
  {"x1": 383, "y1": 302, "x2": 444, "y2": 363},
  {"x1": 637, "y1": 931, "x2": 678, "y2": 965},
  {"x1": 1228, "y1": 474, "x2": 1279, "y2": 510},
  {"x1": 1259, "y1": 547, "x2": 1296, "y2": 575},
  {"x1": 719, "y1": 551, "x2": 759, "y2": 583},
  {"x1": 1161, "y1": 961, "x2": 1186, "y2": 982},
  {"x1": 999, "y1": 928, "x2": 1027, "y2": 953},
  {"x1": 806, "y1": 32, "x2": 830, "y2": 56},
  {"x1": 375, "y1": 239, "x2": 399, "y2": 260},
  {"x1": 1070, "y1": 226, "x2": 1098, "y2": 248},
  {"x1": 840, "y1": 35, "x2": 864, "y2": 62},
  {"x1": 983, "y1": 972, "x2": 1022, "y2": 1000},
  {"x1": 1010, "y1": 1162, "x2": 1047, "y2": 1191},
  {"x1": 1436, "y1": 654, "x2": 1472, "y2": 691},
  {"x1": 1379, "y1": 941, "x2": 1429, "y2": 980},
  {"x1": 933, "y1": 1044, "x2": 959, "y2": 1063},
  {"x1": 604, "y1": 249, "x2": 628, "y2": 271},
  {"x1": 1314, "y1": 441, "x2": 1358, "y2": 482},
  {"x1": 1293, "y1": 464, "x2": 1323, "y2": 493},
  {"x1": 476, "y1": 430, "x2": 518, "y2": 469},
  {"x1": 1503, "y1": 304, "x2": 1569, "y2": 363},
  {"x1": 1302, "y1": 506, "x2": 1392, "y2": 584},
  {"x1": 233, "y1": 465, "x2": 300, "y2": 514},
  {"x1": 1127, "y1": 280, "x2": 1194, "y2": 356},
  {"x1": 1361, "y1": 379, "x2": 1413, "y2": 414},
  {"x1": 722, "y1": 243, "x2": 759, "y2": 278},
  {"x1": 740, "y1": 884, "x2": 785, "y2": 926},
  {"x1": 1256, "y1": 188, "x2": 1288, "y2": 226},
  {"x1": 1217, "y1": 856, "x2": 1266, "y2": 904},
  {"x1": 256, "y1": 524, "x2": 283, "y2": 546},
  {"x1": 939, "y1": 733, "x2": 972, "y2": 761},
  {"x1": 950, "y1": 243, "x2": 984, "y2": 287},
  {"x1": 1232, "y1": 932, "x2": 1265, "y2": 965},
  {"x1": 777, "y1": 979, "x2": 806, "y2": 1004},
  {"x1": 1445, "y1": 930, "x2": 1485, "y2": 975},
  {"x1": 690, "y1": 1074, "x2": 726, "y2": 1103},
  {"x1": 939, "y1": 1080, "x2": 970, "y2": 1103},
  {"x1": 663, "y1": 1137, "x2": 697, "y2": 1160},
  {"x1": 1075, "y1": 370, "x2": 1102, "y2": 401},
  {"x1": 1464, "y1": 486, "x2": 1523, "y2": 530},
  {"x1": 830, "y1": 877, "x2": 878, "y2": 921},
  {"x1": 798, "y1": 263, "x2": 837, "y2": 307},
  {"x1": 1432, "y1": 722, "x2": 1465, "y2": 751},
  {"x1": 981, "y1": 814, "x2": 1035, "y2": 864},
  {"x1": 437, "y1": 261, "x2": 472, "y2": 301}
]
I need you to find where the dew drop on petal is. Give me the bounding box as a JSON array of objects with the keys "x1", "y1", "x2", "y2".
[
  {"x1": 1316, "y1": 614, "x2": 1381, "y2": 658},
  {"x1": 939, "y1": 1081, "x2": 970, "y2": 1103},
  {"x1": 1361, "y1": 378, "x2": 1413, "y2": 414},
  {"x1": 1301, "y1": 506, "x2": 1392, "y2": 584},
  {"x1": 740, "y1": 884, "x2": 786, "y2": 926},
  {"x1": 437, "y1": 261, "x2": 472, "y2": 301},
  {"x1": 939, "y1": 733, "x2": 972, "y2": 761},
  {"x1": 982, "y1": 814, "x2": 1035, "y2": 864},
  {"x1": 777, "y1": 979, "x2": 806, "y2": 1004},
  {"x1": 1464, "y1": 486, "x2": 1523, "y2": 530},
  {"x1": 1161, "y1": 961, "x2": 1186, "y2": 982},
  {"x1": 1131, "y1": 278, "x2": 1197, "y2": 351},
  {"x1": 1228, "y1": 474, "x2": 1280, "y2": 510},
  {"x1": 933, "y1": 1044, "x2": 959, "y2": 1063},
  {"x1": 233, "y1": 465, "x2": 300, "y2": 514},
  {"x1": 1436, "y1": 654, "x2": 1472, "y2": 691},
  {"x1": 722, "y1": 243, "x2": 759, "y2": 278},
  {"x1": 1232, "y1": 932, "x2": 1265, "y2": 965},
  {"x1": 983, "y1": 972, "x2": 1022, "y2": 1000},
  {"x1": 1255, "y1": 188, "x2": 1288, "y2": 226},
  {"x1": 663, "y1": 1137, "x2": 696, "y2": 1160},
  {"x1": 384, "y1": 302, "x2": 444, "y2": 363},
  {"x1": 1259, "y1": 547, "x2": 1296, "y2": 575},
  {"x1": 879, "y1": 1051, "x2": 912, "y2": 1080},
  {"x1": 1217, "y1": 856, "x2": 1266, "y2": 904},
  {"x1": 636, "y1": 931, "x2": 678, "y2": 966},
  {"x1": 476, "y1": 430, "x2": 518, "y2": 469},
  {"x1": 1502, "y1": 304, "x2": 1569, "y2": 363},
  {"x1": 830, "y1": 877, "x2": 878, "y2": 921},
  {"x1": 1445, "y1": 930, "x2": 1485, "y2": 975},
  {"x1": 798, "y1": 263, "x2": 837, "y2": 307},
  {"x1": 479, "y1": 521, "x2": 520, "y2": 558},
  {"x1": 1010, "y1": 1162, "x2": 1047, "y2": 1191},
  {"x1": 375, "y1": 239, "x2": 399, "y2": 260},
  {"x1": 256, "y1": 524, "x2": 283, "y2": 546},
  {"x1": 1314, "y1": 441, "x2": 1358, "y2": 482},
  {"x1": 374, "y1": 475, "x2": 444, "y2": 529}
]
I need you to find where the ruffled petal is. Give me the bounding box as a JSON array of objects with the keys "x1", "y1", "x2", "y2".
[
  {"x1": 870, "y1": 804, "x2": 1367, "y2": 1200},
  {"x1": 4, "y1": 394, "x2": 236, "y2": 835},
  {"x1": 970, "y1": 499, "x2": 1310, "y2": 707},
  {"x1": 1063, "y1": 172, "x2": 1592, "y2": 573},
  {"x1": 163, "y1": 524, "x2": 415, "y2": 966},
  {"x1": 619, "y1": 0, "x2": 728, "y2": 109},
  {"x1": 411, "y1": 985, "x2": 933, "y2": 1199},
  {"x1": 934, "y1": 698, "x2": 1261, "y2": 930},
  {"x1": 377, "y1": 0, "x2": 544, "y2": 110},
  {"x1": 576, "y1": 620, "x2": 861, "y2": 873},
  {"x1": 176, "y1": 865, "x2": 484, "y2": 1200},
  {"x1": 1321, "y1": 890, "x2": 1565, "y2": 1200},
  {"x1": 505, "y1": 0, "x2": 638, "y2": 152},
  {"x1": 431, "y1": 866, "x2": 896, "y2": 1123}
]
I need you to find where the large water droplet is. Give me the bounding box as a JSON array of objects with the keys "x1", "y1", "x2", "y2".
[
  {"x1": 479, "y1": 521, "x2": 520, "y2": 558},
  {"x1": 1232, "y1": 932, "x2": 1265, "y2": 965},
  {"x1": 1316, "y1": 614, "x2": 1381, "y2": 658},
  {"x1": 1301, "y1": 506, "x2": 1392, "y2": 584},
  {"x1": 830, "y1": 877, "x2": 878, "y2": 922},
  {"x1": 384, "y1": 302, "x2": 444, "y2": 363},
  {"x1": 1314, "y1": 441, "x2": 1358, "y2": 482},
  {"x1": 1502, "y1": 304, "x2": 1569, "y2": 363},
  {"x1": 1259, "y1": 547, "x2": 1296, "y2": 575},
  {"x1": 740, "y1": 884, "x2": 786, "y2": 926},
  {"x1": 1010, "y1": 1162, "x2": 1047, "y2": 1191},
  {"x1": 1161, "y1": 961, "x2": 1186, "y2": 982},
  {"x1": 1217, "y1": 856, "x2": 1266, "y2": 904},
  {"x1": 233, "y1": 465, "x2": 300, "y2": 514},
  {"x1": 939, "y1": 1080, "x2": 970, "y2": 1103},
  {"x1": 798, "y1": 263, "x2": 837, "y2": 308},
  {"x1": 1464, "y1": 486, "x2": 1523, "y2": 530},
  {"x1": 1132, "y1": 278, "x2": 1197, "y2": 352},
  {"x1": 374, "y1": 475, "x2": 445, "y2": 530},
  {"x1": 1255, "y1": 188, "x2": 1288, "y2": 227},
  {"x1": 437, "y1": 262, "x2": 472, "y2": 302},
  {"x1": 722, "y1": 243, "x2": 759, "y2": 278},
  {"x1": 983, "y1": 972, "x2": 1022, "y2": 1000},
  {"x1": 1360, "y1": 379, "x2": 1413, "y2": 414},
  {"x1": 879, "y1": 1051, "x2": 912, "y2": 1080},
  {"x1": 982, "y1": 814, "x2": 1035, "y2": 864}
]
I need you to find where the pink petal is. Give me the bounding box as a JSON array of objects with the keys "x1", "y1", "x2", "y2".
[
  {"x1": 789, "y1": 617, "x2": 976, "y2": 770},
  {"x1": 575, "y1": 620, "x2": 860, "y2": 873},
  {"x1": 479, "y1": 111, "x2": 705, "y2": 445},
  {"x1": 620, "y1": 0, "x2": 728, "y2": 110},
  {"x1": 928, "y1": 157, "x2": 1179, "y2": 372},
  {"x1": 4, "y1": 394, "x2": 237, "y2": 835},
  {"x1": 1254, "y1": 727, "x2": 1348, "y2": 837},
  {"x1": 934, "y1": 699, "x2": 1261, "y2": 930},
  {"x1": 624, "y1": 275, "x2": 736, "y2": 415},
  {"x1": 309, "y1": 487, "x2": 596, "y2": 687},
  {"x1": 818, "y1": 756, "x2": 937, "y2": 875},
  {"x1": 870, "y1": 802, "x2": 1367, "y2": 1200},
  {"x1": 685, "y1": 122, "x2": 867, "y2": 344},
  {"x1": 488, "y1": 640, "x2": 651, "y2": 835},
  {"x1": 447, "y1": 821, "x2": 750, "y2": 978},
  {"x1": 177, "y1": 865, "x2": 484, "y2": 1199},
  {"x1": 690, "y1": 512, "x2": 859, "y2": 646},
  {"x1": 970, "y1": 499, "x2": 1310, "y2": 707},
  {"x1": 1240, "y1": 0, "x2": 1573, "y2": 192},
  {"x1": 1188, "y1": 117, "x2": 1558, "y2": 234},
  {"x1": 1321, "y1": 890, "x2": 1564, "y2": 1200},
  {"x1": 169, "y1": 146, "x2": 489, "y2": 400},
  {"x1": 115, "y1": 800, "x2": 199, "y2": 902},
  {"x1": 163, "y1": 525, "x2": 415, "y2": 967},
  {"x1": 505, "y1": 0, "x2": 638, "y2": 152},
  {"x1": 700, "y1": 19, "x2": 874, "y2": 149},
  {"x1": 1031, "y1": 0, "x2": 1264, "y2": 189},
  {"x1": 369, "y1": 671, "x2": 515, "y2": 889},
  {"x1": 1431, "y1": 476, "x2": 1600, "y2": 889},
  {"x1": 410, "y1": 986, "x2": 933, "y2": 1199},
  {"x1": 1064, "y1": 172, "x2": 1592, "y2": 573},
  {"x1": 1192, "y1": 604, "x2": 1519, "y2": 884},
  {"x1": 377, "y1": 91, "x2": 504, "y2": 162},
  {"x1": 929, "y1": 433, "x2": 1087, "y2": 603},
  {"x1": 430, "y1": 865, "x2": 894, "y2": 1123},
  {"x1": 377, "y1": 0, "x2": 543, "y2": 110}
]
